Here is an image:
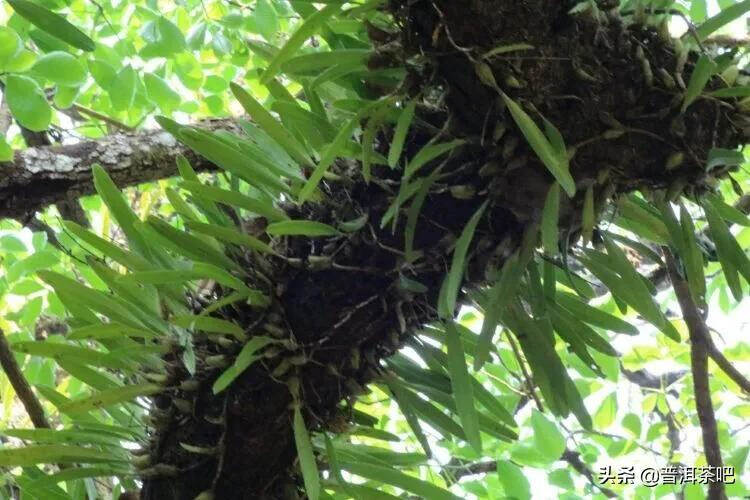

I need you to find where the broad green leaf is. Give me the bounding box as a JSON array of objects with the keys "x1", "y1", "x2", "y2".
[
  {"x1": 230, "y1": 83, "x2": 312, "y2": 168},
  {"x1": 682, "y1": 55, "x2": 717, "y2": 112},
  {"x1": 266, "y1": 220, "x2": 340, "y2": 237},
  {"x1": 260, "y1": 4, "x2": 342, "y2": 84},
  {"x1": 32, "y1": 51, "x2": 86, "y2": 86},
  {"x1": 0, "y1": 134, "x2": 12, "y2": 162},
  {"x1": 594, "y1": 392, "x2": 618, "y2": 429},
  {"x1": 110, "y1": 66, "x2": 137, "y2": 111},
  {"x1": 213, "y1": 336, "x2": 276, "y2": 393},
  {"x1": 0, "y1": 27, "x2": 22, "y2": 70},
  {"x1": 530, "y1": 409, "x2": 565, "y2": 462},
  {"x1": 501, "y1": 93, "x2": 575, "y2": 196},
  {"x1": 440, "y1": 201, "x2": 488, "y2": 318},
  {"x1": 144, "y1": 73, "x2": 181, "y2": 112},
  {"x1": 0, "y1": 445, "x2": 115, "y2": 466},
  {"x1": 7, "y1": 0, "x2": 95, "y2": 51},
  {"x1": 388, "y1": 101, "x2": 416, "y2": 168},
  {"x1": 5, "y1": 75, "x2": 52, "y2": 132},
  {"x1": 497, "y1": 460, "x2": 530, "y2": 500},
  {"x1": 445, "y1": 322, "x2": 481, "y2": 453},
  {"x1": 695, "y1": 0, "x2": 750, "y2": 40},
  {"x1": 541, "y1": 183, "x2": 560, "y2": 255},
  {"x1": 294, "y1": 405, "x2": 320, "y2": 500},
  {"x1": 60, "y1": 384, "x2": 162, "y2": 414}
]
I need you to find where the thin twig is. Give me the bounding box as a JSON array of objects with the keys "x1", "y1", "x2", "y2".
[
  {"x1": 706, "y1": 339, "x2": 750, "y2": 394},
  {"x1": 664, "y1": 248, "x2": 726, "y2": 500},
  {"x1": 504, "y1": 330, "x2": 544, "y2": 411},
  {"x1": 0, "y1": 329, "x2": 50, "y2": 429}
]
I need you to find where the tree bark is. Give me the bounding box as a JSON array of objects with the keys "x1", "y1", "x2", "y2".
[{"x1": 0, "y1": 119, "x2": 234, "y2": 222}]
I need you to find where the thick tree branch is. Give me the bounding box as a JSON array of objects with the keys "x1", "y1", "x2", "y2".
[
  {"x1": 0, "y1": 119, "x2": 235, "y2": 222},
  {"x1": 664, "y1": 249, "x2": 726, "y2": 500},
  {"x1": 0, "y1": 329, "x2": 50, "y2": 429}
]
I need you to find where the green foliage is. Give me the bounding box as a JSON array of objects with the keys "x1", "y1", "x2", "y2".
[{"x1": 0, "y1": 0, "x2": 748, "y2": 499}]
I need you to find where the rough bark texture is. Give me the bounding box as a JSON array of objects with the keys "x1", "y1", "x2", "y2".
[
  {"x1": 136, "y1": 2, "x2": 747, "y2": 499},
  {"x1": 0, "y1": 119, "x2": 235, "y2": 222}
]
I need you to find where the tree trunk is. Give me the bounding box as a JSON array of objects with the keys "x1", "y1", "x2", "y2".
[
  {"x1": 133, "y1": 2, "x2": 745, "y2": 498},
  {"x1": 5, "y1": 2, "x2": 743, "y2": 499}
]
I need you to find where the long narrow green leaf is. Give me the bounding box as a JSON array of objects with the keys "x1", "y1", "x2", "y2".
[
  {"x1": 501, "y1": 94, "x2": 575, "y2": 196},
  {"x1": 299, "y1": 99, "x2": 388, "y2": 203},
  {"x1": 178, "y1": 129, "x2": 291, "y2": 194},
  {"x1": 62, "y1": 221, "x2": 151, "y2": 271},
  {"x1": 388, "y1": 101, "x2": 416, "y2": 168},
  {"x1": 440, "y1": 201, "x2": 488, "y2": 318},
  {"x1": 555, "y1": 292, "x2": 638, "y2": 335},
  {"x1": 230, "y1": 83, "x2": 312, "y2": 168},
  {"x1": 266, "y1": 220, "x2": 339, "y2": 237},
  {"x1": 0, "y1": 445, "x2": 117, "y2": 466},
  {"x1": 445, "y1": 322, "x2": 481, "y2": 453},
  {"x1": 179, "y1": 181, "x2": 287, "y2": 222},
  {"x1": 260, "y1": 4, "x2": 341, "y2": 84},
  {"x1": 404, "y1": 140, "x2": 465, "y2": 182},
  {"x1": 171, "y1": 315, "x2": 246, "y2": 339},
  {"x1": 185, "y1": 220, "x2": 274, "y2": 254},
  {"x1": 339, "y1": 461, "x2": 459, "y2": 500},
  {"x1": 212, "y1": 336, "x2": 276, "y2": 393},
  {"x1": 682, "y1": 55, "x2": 717, "y2": 112},
  {"x1": 92, "y1": 165, "x2": 150, "y2": 257},
  {"x1": 7, "y1": 0, "x2": 95, "y2": 51},
  {"x1": 541, "y1": 183, "x2": 560, "y2": 255},
  {"x1": 294, "y1": 405, "x2": 321, "y2": 500},
  {"x1": 143, "y1": 216, "x2": 241, "y2": 272},
  {"x1": 695, "y1": 0, "x2": 750, "y2": 40},
  {"x1": 60, "y1": 384, "x2": 162, "y2": 414}
]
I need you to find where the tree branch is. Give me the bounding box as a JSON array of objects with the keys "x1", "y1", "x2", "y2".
[
  {"x1": 0, "y1": 329, "x2": 50, "y2": 429},
  {"x1": 706, "y1": 336, "x2": 750, "y2": 394},
  {"x1": 0, "y1": 119, "x2": 236, "y2": 222},
  {"x1": 663, "y1": 249, "x2": 726, "y2": 500}
]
